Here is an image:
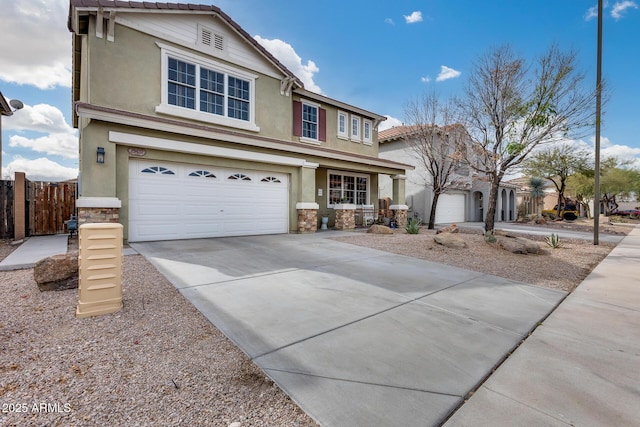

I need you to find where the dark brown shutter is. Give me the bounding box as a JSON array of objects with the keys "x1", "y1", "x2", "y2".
[
  {"x1": 293, "y1": 101, "x2": 302, "y2": 137},
  {"x1": 319, "y1": 108, "x2": 326, "y2": 142}
]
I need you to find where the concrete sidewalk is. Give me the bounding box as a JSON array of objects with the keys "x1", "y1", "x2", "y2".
[
  {"x1": 445, "y1": 225, "x2": 640, "y2": 426},
  {"x1": 0, "y1": 234, "x2": 69, "y2": 271}
]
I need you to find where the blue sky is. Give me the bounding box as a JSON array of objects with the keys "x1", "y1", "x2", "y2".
[{"x1": 1, "y1": 0, "x2": 639, "y2": 181}]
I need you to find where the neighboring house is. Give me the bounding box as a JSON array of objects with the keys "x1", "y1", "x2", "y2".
[
  {"x1": 507, "y1": 177, "x2": 558, "y2": 218},
  {"x1": 378, "y1": 125, "x2": 518, "y2": 224},
  {"x1": 68, "y1": 1, "x2": 410, "y2": 242}
]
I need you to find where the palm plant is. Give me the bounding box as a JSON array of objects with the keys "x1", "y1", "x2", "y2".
[{"x1": 529, "y1": 177, "x2": 546, "y2": 218}]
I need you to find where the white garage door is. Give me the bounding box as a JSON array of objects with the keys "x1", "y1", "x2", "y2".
[
  {"x1": 128, "y1": 160, "x2": 288, "y2": 242},
  {"x1": 435, "y1": 193, "x2": 466, "y2": 224}
]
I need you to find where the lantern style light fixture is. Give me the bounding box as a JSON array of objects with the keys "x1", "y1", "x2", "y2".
[{"x1": 96, "y1": 147, "x2": 105, "y2": 164}]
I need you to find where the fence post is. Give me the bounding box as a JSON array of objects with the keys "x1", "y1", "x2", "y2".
[{"x1": 13, "y1": 172, "x2": 26, "y2": 241}]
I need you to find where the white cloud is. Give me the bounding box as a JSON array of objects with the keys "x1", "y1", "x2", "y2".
[
  {"x1": 421, "y1": 76, "x2": 432, "y2": 83},
  {"x1": 378, "y1": 115, "x2": 403, "y2": 131},
  {"x1": 384, "y1": 18, "x2": 395, "y2": 25},
  {"x1": 404, "y1": 11, "x2": 423, "y2": 24},
  {"x1": 3, "y1": 103, "x2": 78, "y2": 159},
  {"x1": 0, "y1": 0, "x2": 72, "y2": 88},
  {"x1": 254, "y1": 36, "x2": 322, "y2": 94},
  {"x1": 611, "y1": 1, "x2": 638, "y2": 19},
  {"x1": 585, "y1": 4, "x2": 600, "y2": 20},
  {"x1": 436, "y1": 66, "x2": 462, "y2": 82},
  {"x1": 3, "y1": 103, "x2": 75, "y2": 134},
  {"x1": 3, "y1": 157, "x2": 78, "y2": 182},
  {"x1": 9, "y1": 133, "x2": 78, "y2": 160}
]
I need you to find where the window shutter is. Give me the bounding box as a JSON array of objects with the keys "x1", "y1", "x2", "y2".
[
  {"x1": 293, "y1": 101, "x2": 302, "y2": 137},
  {"x1": 319, "y1": 108, "x2": 327, "y2": 142}
]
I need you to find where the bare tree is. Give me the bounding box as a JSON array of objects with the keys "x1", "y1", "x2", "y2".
[
  {"x1": 403, "y1": 93, "x2": 468, "y2": 229},
  {"x1": 457, "y1": 44, "x2": 597, "y2": 233}
]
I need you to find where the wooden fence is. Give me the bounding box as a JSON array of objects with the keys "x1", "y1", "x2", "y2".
[
  {"x1": 27, "y1": 181, "x2": 76, "y2": 236},
  {"x1": 0, "y1": 179, "x2": 76, "y2": 239},
  {"x1": 0, "y1": 180, "x2": 14, "y2": 239}
]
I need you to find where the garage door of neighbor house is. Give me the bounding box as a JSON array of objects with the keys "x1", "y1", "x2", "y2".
[
  {"x1": 435, "y1": 193, "x2": 465, "y2": 224},
  {"x1": 128, "y1": 160, "x2": 288, "y2": 242}
]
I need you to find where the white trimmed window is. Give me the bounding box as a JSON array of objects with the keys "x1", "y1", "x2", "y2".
[
  {"x1": 156, "y1": 43, "x2": 259, "y2": 132},
  {"x1": 351, "y1": 116, "x2": 361, "y2": 142},
  {"x1": 328, "y1": 171, "x2": 369, "y2": 207},
  {"x1": 302, "y1": 102, "x2": 319, "y2": 140},
  {"x1": 363, "y1": 119, "x2": 373, "y2": 144},
  {"x1": 337, "y1": 111, "x2": 348, "y2": 139}
]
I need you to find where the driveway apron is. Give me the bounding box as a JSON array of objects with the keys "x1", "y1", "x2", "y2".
[{"x1": 132, "y1": 232, "x2": 566, "y2": 426}]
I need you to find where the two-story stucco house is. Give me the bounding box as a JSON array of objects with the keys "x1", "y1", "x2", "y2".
[
  {"x1": 378, "y1": 125, "x2": 518, "y2": 224},
  {"x1": 68, "y1": 0, "x2": 410, "y2": 242}
]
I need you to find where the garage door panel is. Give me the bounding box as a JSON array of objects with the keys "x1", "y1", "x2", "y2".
[
  {"x1": 435, "y1": 194, "x2": 465, "y2": 224},
  {"x1": 128, "y1": 160, "x2": 288, "y2": 242}
]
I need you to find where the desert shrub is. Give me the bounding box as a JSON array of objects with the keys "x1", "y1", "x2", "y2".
[
  {"x1": 484, "y1": 230, "x2": 496, "y2": 243},
  {"x1": 405, "y1": 218, "x2": 420, "y2": 234},
  {"x1": 545, "y1": 233, "x2": 562, "y2": 248}
]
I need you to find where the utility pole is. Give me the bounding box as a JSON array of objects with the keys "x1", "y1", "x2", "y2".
[{"x1": 594, "y1": 0, "x2": 603, "y2": 245}]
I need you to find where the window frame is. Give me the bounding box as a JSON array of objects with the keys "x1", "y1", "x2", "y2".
[
  {"x1": 299, "y1": 100, "x2": 321, "y2": 144},
  {"x1": 327, "y1": 170, "x2": 370, "y2": 207},
  {"x1": 156, "y1": 43, "x2": 259, "y2": 132},
  {"x1": 350, "y1": 115, "x2": 361, "y2": 142},
  {"x1": 363, "y1": 119, "x2": 373, "y2": 145},
  {"x1": 337, "y1": 111, "x2": 349, "y2": 140}
]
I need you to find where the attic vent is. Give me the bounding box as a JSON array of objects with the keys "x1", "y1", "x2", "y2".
[
  {"x1": 214, "y1": 34, "x2": 224, "y2": 50},
  {"x1": 201, "y1": 29, "x2": 212, "y2": 46}
]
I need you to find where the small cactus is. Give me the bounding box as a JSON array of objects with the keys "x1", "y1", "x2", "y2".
[
  {"x1": 484, "y1": 230, "x2": 496, "y2": 243},
  {"x1": 545, "y1": 233, "x2": 562, "y2": 248}
]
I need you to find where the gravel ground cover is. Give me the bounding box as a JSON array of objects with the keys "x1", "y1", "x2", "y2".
[{"x1": 0, "y1": 248, "x2": 317, "y2": 427}]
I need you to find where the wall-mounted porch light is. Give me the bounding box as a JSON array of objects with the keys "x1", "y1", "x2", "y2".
[{"x1": 96, "y1": 147, "x2": 105, "y2": 164}]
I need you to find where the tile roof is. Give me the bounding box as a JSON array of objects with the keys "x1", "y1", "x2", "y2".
[{"x1": 68, "y1": 0, "x2": 302, "y2": 88}]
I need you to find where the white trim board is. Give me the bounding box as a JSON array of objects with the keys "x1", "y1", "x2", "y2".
[{"x1": 109, "y1": 131, "x2": 308, "y2": 167}]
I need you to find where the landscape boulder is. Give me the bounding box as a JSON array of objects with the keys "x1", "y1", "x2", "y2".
[
  {"x1": 34, "y1": 251, "x2": 79, "y2": 291},
  {"x1": 434, "y1": 232, "x2": 467, "y2": 248},
  {"x1": 497, "y1": 236, "x2": 541, "y2": 255},
  {"x1": 436, "y1": 224, "x2": 458, "y2": 234},
  {"x1": 367, "y1": 224, "x2": 393, "y2": 234}
]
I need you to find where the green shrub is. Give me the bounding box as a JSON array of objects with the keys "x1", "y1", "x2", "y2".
[
  {"x1": 405, "y1": 218, "x2": 420, "y2": 234},
  {"x1": 545, "y1": 233, "x2": 562, "y2": 248},
  {"x1": 484, "y1": 230, "x2": 496, "y2": 243}
]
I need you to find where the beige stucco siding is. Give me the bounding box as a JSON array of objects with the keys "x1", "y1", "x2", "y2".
[{"x1": 84, "y1": 18, "x2": 293, "y2": 141}]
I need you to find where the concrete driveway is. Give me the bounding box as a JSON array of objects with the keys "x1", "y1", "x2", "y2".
[{"x1": 132, "y1": 232, "x2": 567, "y2": 426}]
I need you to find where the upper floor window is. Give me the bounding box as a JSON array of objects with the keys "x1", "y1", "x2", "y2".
[
  {"x1": 293, "y1": 100, "x2": 326, "y2": 144},
  {"x1": 363, "y1": 119, "x2": 373, "y2": 145},
  {"x1": 337, "y1": 111, "x2": 348, "y2": 139},
  {"x1": 303, "y1": 103, "x2": 318, "y2": 140},
  {"x1": 156, "y1": 43, "x2": 259, "y2": 132},
  {"x1": 168, "y1": 56, "x2": 250, "y2": 122},
  {"x1": 351, "y1": 116, "x2": 361, "y2": 142}
]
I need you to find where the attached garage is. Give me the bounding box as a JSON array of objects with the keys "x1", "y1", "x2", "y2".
[
  {"x1": 435, "y1": 193, "x2": 466, "y2": 224},
  {"x1": 128, "y1": 160, "x2": 288, "y2": 242}
]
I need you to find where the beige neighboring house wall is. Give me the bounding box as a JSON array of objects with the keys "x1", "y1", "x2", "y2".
[
  {"x1": 378, "y1": 125, "x2": 517, "y2": 224},
  {"x1": 68, "y1": 1, "x2": 410, "y2": 241}
]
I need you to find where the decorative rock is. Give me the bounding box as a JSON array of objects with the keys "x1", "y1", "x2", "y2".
[
  {"x1": 436, "y1": 224, "x2": 458, "y2": 234},
  {"x1": 434, "y1": 232, "x2": 467, "y2": 248},
  {"x1": 34, "y1": 251, "x2": 79, "y2": 291},
  {"x1": 367, "y1": 224, "x2": 393, "y2": 234},
  {"x1": 497, "y1": 236, "x2": 541, "y2": 255}
]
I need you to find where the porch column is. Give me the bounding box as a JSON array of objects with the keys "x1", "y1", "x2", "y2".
[
  {"x1": 76, "y1": 197, "x2": 121, "y2": 225},
  {"x1": 391, "y1": 174, "x2": 408, "y2": 227},
  {"x1": 296, "y1": 161, "x2": 319, "y2": 233},
  {"x1": 334, "y1": 203, "x2": 356, "y2": 230},
  {"x1": 13, "y1": 172, "x2": 26, "y2": 241}
]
